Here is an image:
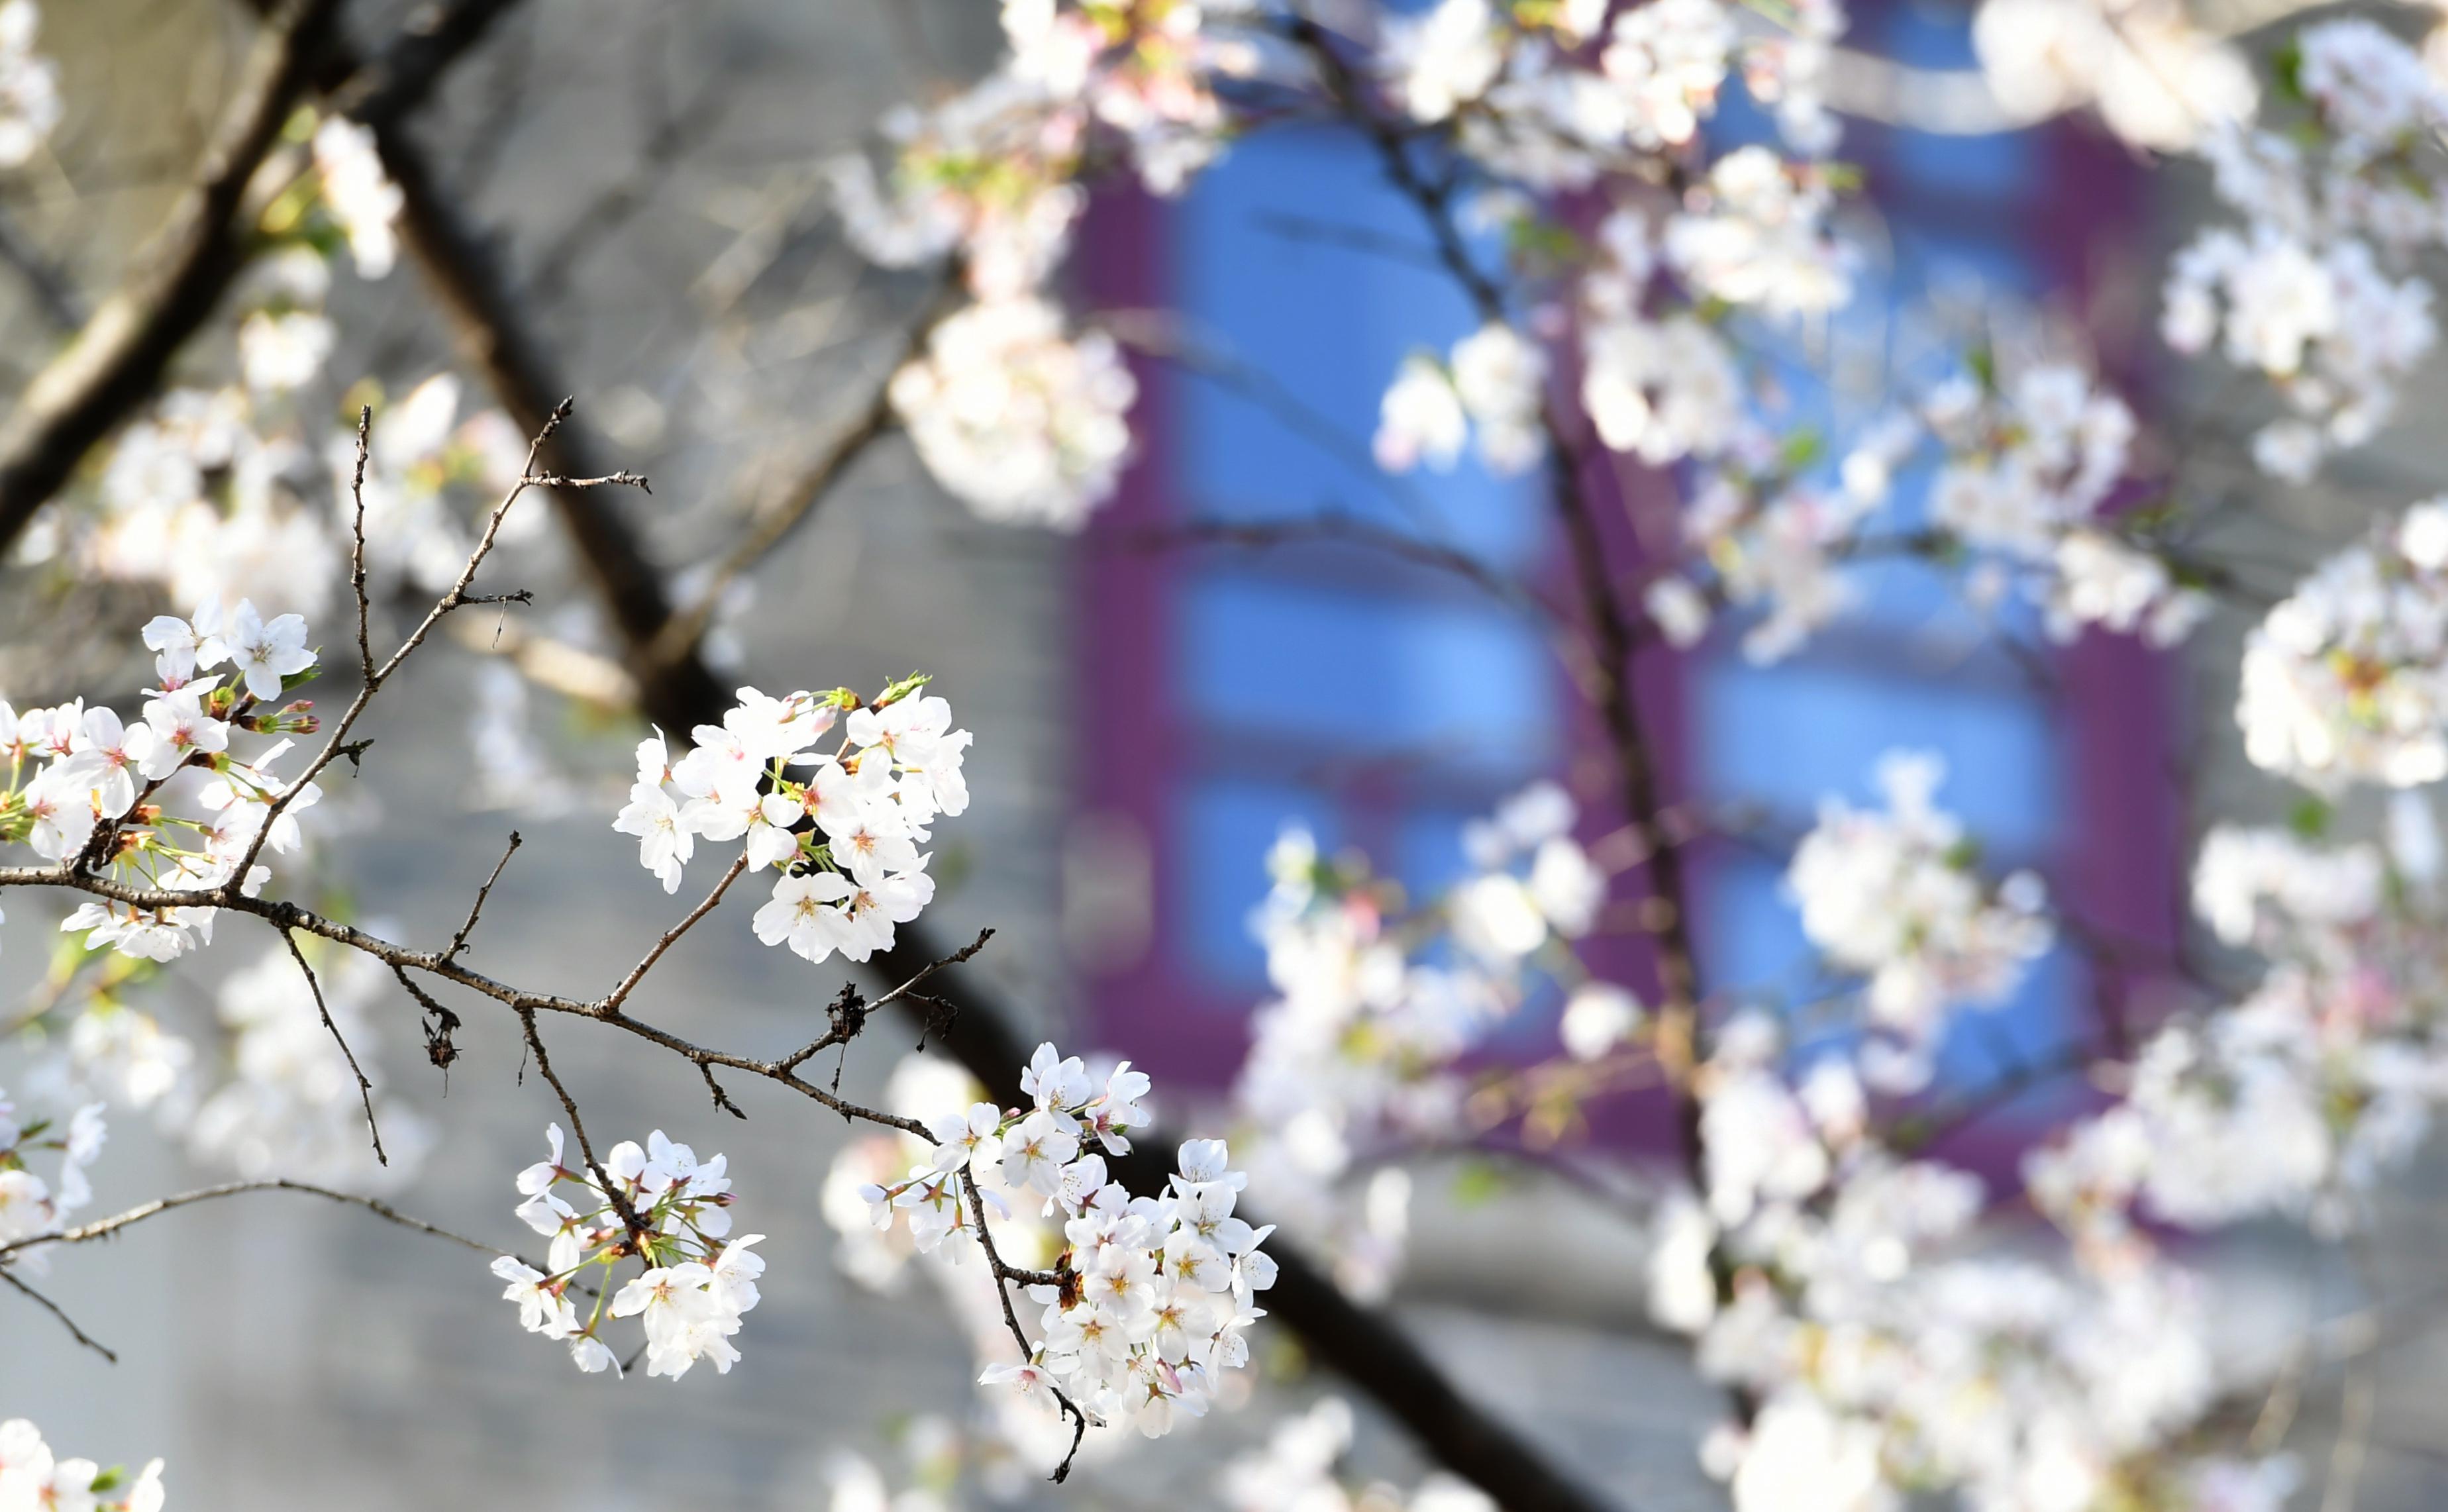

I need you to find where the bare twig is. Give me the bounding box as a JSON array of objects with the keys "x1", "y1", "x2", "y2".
[
  {"x1": 776, "y1": 928, "x2": 994, "y2": 1076},
  {"x1": 601, "y1": 853, "x2": 752, "y2": 1013},
  {"x1": 444, "y1": 831, "x2": 524, "y2": 964},
  {"x1": 515, "y1": 1008, "x2": 650, "y2": 1246},
  {"x1": 0, "y1": 1266, "x2": 117, "y2": 1362},
  {"x1": 0, "y1": 1178, "x2": 496, "y2": 1262},
  {"x1": 229, "y1": 405, "x2": 618, "y2": 889},
  {"x1": 349, "y1": 405, "x2": 378, "y2": 683},
  {"x1": 281, "y1": 927, "x2": 387, "y2": 1167}
]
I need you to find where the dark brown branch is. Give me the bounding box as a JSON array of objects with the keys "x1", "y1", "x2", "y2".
[
  {"x1": 373, "y1": 121, "x2": 733, "y2": 737},
  {"x1": 0, "y1": 0, "x2": 529, "y2": 566},
  {"x1": 0, "y1": 0, "x2": 343, "y2": 552},
  {"x1": 0, "y1": 1178, "x2": 496, "y2": 1262},
  {"x1": 1292, "y1": 12, "x2": 1709, "y2": 1138},
  {"x1": 601, "y1": 853, "x2": 750, "y2": 1011},
  {"x1": 444, "y1": 830, "x2": 523, "y2": 964},
  {"x1": 348, "y1": 404, "x2": 378, "y2": 683},
  {"x1": 281, "y1": 927, "x2": 387, "y2": 1167},
  {"x1": 0, "y1": 1265, "x2": 116, "y2": 1362},
  {"x1": 515, "y1": 1008, "x2": 650, "y2": 1247},
  {"x1": 958, "y1": 1165, "x2": 1090, "y2": 1482}
]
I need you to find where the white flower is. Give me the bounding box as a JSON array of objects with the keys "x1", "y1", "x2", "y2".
[
  {"x1": 613, "y1": 781, "x2": 693, "y2": 893},
  {"x1": 217, "y1": 599, "x2": 316, "y2": 701},
  {"x1": 753, "y1": 870, "x2": 856, "y2": 963},
  {"x1": 1449, "y1": 323, "x2": 1547, "y2": 475},
  {"x1": 1786, "y1": 751, "x2": 2052, "y2": 1058},
  {"x1": 1374, "y1": 354, "x2": 1470, "y2": 474},
  {"x1": 1560, "y1": 983, "x2": 1643, "y2": 1062},
  {"x1": 889, "y1": 296, "x2": 1136, "y2": 529},
  {"x1": 2239, "y1": 502, "x2": 2448, "y2": 789},
  {"x1": 312, "y1": 116, "x2": 403, "y2": 277}
]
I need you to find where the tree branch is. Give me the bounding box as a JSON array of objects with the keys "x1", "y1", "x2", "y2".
[
  {"x1": 0, "y1": 1265, "x2": 117, "y2": 1362},
  {"x1": 0, "y1": 0, "x2": 531, "y2": 566},
  {"x1": 0, "y1": 1178, "x2": 497, "y2": 1262},
  {"x1": 0, "y1": 0, "x2": 343, "y2": 552}
]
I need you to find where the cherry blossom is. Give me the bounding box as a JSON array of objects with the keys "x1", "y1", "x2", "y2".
[
  {"x1": 2238, "y1": 497, "x2": 2448, "y2": 789},
  {"x1": 0, "y1": 1420, "x2": 166, "y2": 1512},
  {"x1": 1785, "y1": 750, "x2": 2052, "y2": 1080},
  {"x1": 612, "y1": 682, "x2": 965, "y2": 964},
  {"x1": 890, "y1": 297, "x2": 1137, "y2": 529},
  {"x1": 493, "y1": 1123, "x2": 761, "y2": 1379}
]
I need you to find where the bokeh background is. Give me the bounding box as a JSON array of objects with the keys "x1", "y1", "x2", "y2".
[{"x1": 8, "y1": 1, "x2": 2448, "y2": 1507}]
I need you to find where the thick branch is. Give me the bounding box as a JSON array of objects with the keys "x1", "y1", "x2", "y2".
[{"x1": 0, "y1": 0, "x2": 343, "y2": 551}]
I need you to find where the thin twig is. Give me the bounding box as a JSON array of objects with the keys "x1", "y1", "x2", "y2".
[
  {"x1": 778, "y1": 928, "x2": 994, "y2": 1076},
  {"x1": 281, "y1": 927, "x2": 387, "y2": 1168},
  {"x1": 444, "y1": 831, "x2": 523, "y2": 964},
  {"x1": 515, "y1": 1008, "x2": 650, "y2": 1247},
  {"x1": 349, "y1": 404, "x2": 377, "y2": 683},
  {"x1": 0, "y1": 1266, "x2": 117, "y2": 1362},
  {"x1": 958, "y1": 1166, "x2": 1090, "y2": 1482},
  {"x1": 0, "y1": 1179, "x2": 496, "y2": 1262},
  {"x1": 601, "y1": 853, "x2": 751, "y2": 1012}
]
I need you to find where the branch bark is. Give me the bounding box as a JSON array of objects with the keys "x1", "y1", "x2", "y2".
[
  {"x1": 0, "y1": 0, "x2": 533, "y2": 563},
  {"x1": 0, "y1": 0, "x2": 342, "y2": 550}
]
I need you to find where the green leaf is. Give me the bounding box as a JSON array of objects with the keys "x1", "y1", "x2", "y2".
[{"x1": 2288, "y1": 795, "x2": 2331, "y2": 840}]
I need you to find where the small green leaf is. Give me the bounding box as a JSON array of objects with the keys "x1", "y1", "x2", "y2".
[{"x1": 2288, "y1": 795, "x2": 2331, "y2": 839}]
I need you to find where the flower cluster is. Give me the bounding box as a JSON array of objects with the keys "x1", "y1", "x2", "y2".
[
  {"x1": 851, "y1": 1043, "x2": 1274, "y2": 1439},
  {"x1": 492, "y1": 1124, "x2": 763, "y2": 1379},
  {"x1": 2160, "y1": 19, "x2": 2447, "y2": 479},
  {"x1": 1229, "y1": 783, "x2": 1613, "y2": 1297},
  {"x1": 1380, "y1": 0, "x2": 1841, "y2": 183},
  {"x1": 1662, "y1": 147, "x2": 1853, "y2": 320},
  {"x1": 1921, "y1": 361, "x2": 2209, "y2": 648},
  {"x1": 2029, "y1": 812, "x2": 2448, "y2": 1241},
  {"x1": 888, "y1": 297, "x2": 1137, "y2": 529},
  {"x1": 1661, "y1": 1019, "x2": 2290, "y2": 1512},
  {"x1": 1784, "y1": 752, "x2": 2052, "y2": 1084},
  {"x1": 1971, "y1": 0, "x2": 2252, "y2": 152},
  {"x1": 1677, "y1": 438, "x2": 1875, "y2": 664},
  {"x1": 0, "y1": 1087, "x2": 104, "y2": 1255},
  {"x1": 1372, "y1": 323, "x2": 1548, "y2": 478},
  {"x1": 0, "y1": 1421, "x2": 165, "y2": 1512},
  {"x1": 0, "y1": 599, "x2": 323, "y2": 963},
  {"x1": 2237, "y1": 497, "x2": 2448, "y2": 789},
  {"x1": 309, "y1": 116, "x2": 403, "y2": 279},
  {"x1": 829, "y1": 1, "x2": 1257, "y2": 525},
  {"x1": 613, "y1": 681, "x2": 967, "y2": 964}
]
